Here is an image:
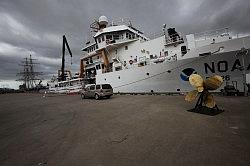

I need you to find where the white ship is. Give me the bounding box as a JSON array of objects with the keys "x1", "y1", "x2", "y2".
[
  {"x1": 53, "y1": 16, "x2": 249, "y2": 94},
  {"x1": 78, "y1": 16, "x2": 250, "y2": 94},
  {"x1": 47, "y1": 71, "x2": 85, "y2": 94}
]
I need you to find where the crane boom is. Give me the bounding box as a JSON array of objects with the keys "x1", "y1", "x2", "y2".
[{"x1": 60, "y1": 35, "x2": 72, "y2": 81}]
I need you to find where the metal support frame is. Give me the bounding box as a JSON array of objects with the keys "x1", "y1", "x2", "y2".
[{"x1": 194, "y1": 91, "x2": 219, "y2": 111}]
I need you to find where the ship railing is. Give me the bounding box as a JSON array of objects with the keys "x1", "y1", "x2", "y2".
[
  {"x1": 194, "y1": 27, "x2": 230, "y2": 41},
  {"x1": 165, "y1": 33, "x2": 184, "y2": 46},
  {"x1": 110, "y1": 18, "x2": 132, "y2": 27},
  {"x1": 106, "y1": 35, "x2": 139, "y2": 45},
  {"x1": 85, "y1": 37, "x2": 96, "y2": 47},
  {"x1": 147, "y1": 31, "x2": 164, "y2": 40},
  {"x1": 84, "y1": 28, "x2": 96, "y2": 46}
]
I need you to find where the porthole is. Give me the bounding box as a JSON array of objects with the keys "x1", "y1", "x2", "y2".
[
  {"x1": 146, "y1": 73, "x2": 149, "y2": 76},
  {"x1": 167, "y1": 70, "x2": 171, "y2": 73}
]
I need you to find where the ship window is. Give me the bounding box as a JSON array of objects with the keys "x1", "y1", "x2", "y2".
[
  {"x1": 113, "y1": 34, "x2": 119, "y2": 40},
  {"x1": 90, "y1": 85, "x2": 95, "y2": 90},
  {"x1": 106, "y1": 34, "x2": 112, "y2": 40},
  {"x1": 96, "y1": 85, "x2": 100, "y2": 89},
  {"x1": 115, "y1": 50, "x2": 118, "y2": 54},
  {"x1": 126, "y1": 33, "x2": 129, "y2": 38},
  {"x1": 181, "y1": 46, "x2": 187, "y2": 56},
  {"x1": 102, "y1": 35, "x2": 105, "y2": 41},
  {"x1": 129, "y1": 34, "x2": 132, "y2": 39},
  {"x1": 98, "y1": 37, "x2": 101, "y2": 43},
  {"x1": 96, "y1": 45, "x2": 98, "y2": 49},
  {"x1": 115, "y1": 66, "x2": 122, "y2": 71},
  {"x1": 164, "y1": 51, "x2": 168, "y2": 57},
  {"x1": 125, "y1": 46, "x2": 128, "y2": 50},
  {"x1": 96, "y1": 64, "x2": 101, "y2": 70}
]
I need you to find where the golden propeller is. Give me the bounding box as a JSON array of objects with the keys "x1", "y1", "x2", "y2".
[{"x1": 185, "y1": 74, "x2": 223, "y2": 108}]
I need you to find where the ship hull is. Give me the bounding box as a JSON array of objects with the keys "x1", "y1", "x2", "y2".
[{"x1": 96, "y1": 50, "x2": 250, "y2": 93}]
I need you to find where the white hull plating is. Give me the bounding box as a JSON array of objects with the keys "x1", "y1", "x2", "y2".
[
  {"x1": 96, "y1": 50, "x2": 250, "y2": 93},
  {"x1": 48, "y1": 78, "x2": 84, "y2": 94},
  {"x1": 49, "y1": 85, "x2": 82, "y2": 94}
]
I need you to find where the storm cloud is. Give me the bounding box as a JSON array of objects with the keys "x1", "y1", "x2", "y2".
[{"x1": 0, "y1": 0, "x2": 250, "y2": 87}]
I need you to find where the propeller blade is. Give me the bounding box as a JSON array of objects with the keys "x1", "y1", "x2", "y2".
[
  {"x1": 189, "y1": 74, "x2": 204, "y2": 92},
  {"x1": 204, "y1": 93, "x2": 216, "y2": 108},
  {"x1": 204, "y1": 75, "x2": 223, "y2": 90},
  {"x1": 185, "y1": 90, "x2": 198, "y2": 102}
]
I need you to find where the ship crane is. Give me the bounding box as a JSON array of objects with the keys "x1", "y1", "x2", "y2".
[{"x1": 59, "y1": 35, "x2": 72, "y2": 81}]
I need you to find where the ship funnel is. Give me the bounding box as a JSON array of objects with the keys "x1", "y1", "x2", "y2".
[{"x1": 99, "y1": 16, "x2": 108, "y2": 29}]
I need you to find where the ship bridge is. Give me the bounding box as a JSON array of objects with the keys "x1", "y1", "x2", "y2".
[{"x1": 82, "y1": 16, "x2": 149, "y2": 58}]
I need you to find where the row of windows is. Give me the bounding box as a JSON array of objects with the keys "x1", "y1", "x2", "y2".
[
  {"x1": 87, "y1": 45, "x2": 98, "y2": 53},
  {"x1": 96, "y1": 32, "x2": 146, "y2": 44},
  {"x1": 88, "y1": 84, "x2": 111, "y2": 90}
]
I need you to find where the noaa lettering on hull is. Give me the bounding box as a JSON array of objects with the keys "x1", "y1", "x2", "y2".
[{"x1": 75, "y1": 16, "x2": 250, "y2": 93}]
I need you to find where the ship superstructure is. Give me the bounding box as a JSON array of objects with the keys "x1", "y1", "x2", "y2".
[{"x1": 79, "y1": 16, "x2": 250, "y2": 93}]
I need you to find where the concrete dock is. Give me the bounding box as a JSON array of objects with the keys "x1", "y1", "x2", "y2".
[{"x1": 0, "y1": 93, "x2": 249, "y2": 166}]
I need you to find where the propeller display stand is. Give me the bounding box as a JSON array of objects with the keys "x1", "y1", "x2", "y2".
[
  {"x1": 186, "y1": 74, "x2": 224, "y2": 115},
  {"x1": 194, "y1": 92, "x2": 219, "y2": 111}
]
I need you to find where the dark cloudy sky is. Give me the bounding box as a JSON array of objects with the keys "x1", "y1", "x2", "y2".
[{"x1": 0, "y1": 0, "x2": 250, "y2": 88}]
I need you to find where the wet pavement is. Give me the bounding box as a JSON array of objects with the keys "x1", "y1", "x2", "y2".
[{"x1": 0, "y1": 93, "x2": 249, "y2": 166}]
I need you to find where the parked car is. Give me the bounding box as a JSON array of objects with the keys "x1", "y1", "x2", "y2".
[{"x1": 80, "y1": 84, "x2": 113, "y2": 100}]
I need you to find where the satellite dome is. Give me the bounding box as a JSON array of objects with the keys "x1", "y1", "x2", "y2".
[{"x1": 99, "y1": 16, "x2": 108, "y2": 26}]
